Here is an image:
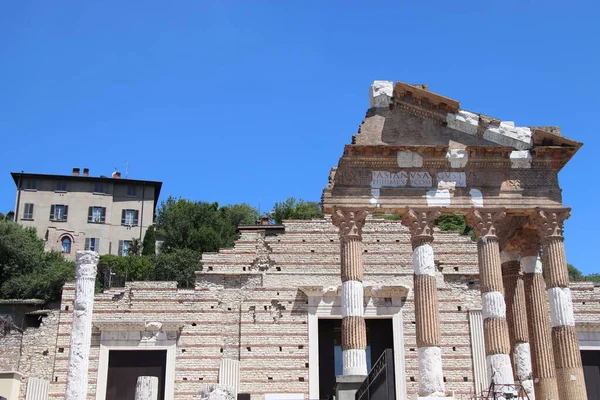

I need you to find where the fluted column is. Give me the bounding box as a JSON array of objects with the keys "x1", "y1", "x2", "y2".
[
  {"x1": 533, "y1": 208, "x2": 587, "y2": 399},
  {"x1": 500, "y1": 250, "x2": 535, "y2": 399},
  {"x1": 332, "y1": 208, "x2": 369, "y2": 376},
  {"x1": 65, "y1": 251, "x2": 99, "y2": 400},
  {"x1": 466, "y1": 208, "x2": 515, "y2": 387},
  {"x1": 401, "y1": 208, "x2": 445, "y2": 397},
  {"x1": 514, "y1": 228, "x2": 559, "y2": 400}
]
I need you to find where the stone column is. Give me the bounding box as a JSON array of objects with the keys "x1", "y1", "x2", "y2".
[
  {"x1": 466, "y1": 208, "x2": 515, "y2": 386},
  {"x1": 514, "y1": 228, "x2": 559, "y2": 400},
  {"x1": 332, "y1": 208, "x2": 369, "y2": 376},
  {"x1": 65, "y1": 251, "x2": 99, "y2": 400},
  {"x1": 533, "y1": 208, "x2": 587, "y2": 399},
  {"x1": 500, "y1": 250, "x2": 534, "y2": 399},
  {"x1": 401, "y1": 208, "x2": 446, "y2": 397},
  {"x1": 134, "y1": 376, "x2": 159, "y2": 400}
]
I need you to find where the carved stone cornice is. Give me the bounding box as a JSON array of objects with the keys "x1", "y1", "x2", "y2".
[
  {"x1": 531, "y1": 207, "x2": 570, "y2": 239},
  {"x1": 466, "y1": 208, "x2": 507, "y2": 239},
  {"x1": 331, "y1": 208, "x2": 369, "y2": 239},
  {"x1": 509, "y1": 227, "x2": 541, "y2": 257},
  {"x1": 401, "y1": 208, "x2": 441, "y2": 247}
]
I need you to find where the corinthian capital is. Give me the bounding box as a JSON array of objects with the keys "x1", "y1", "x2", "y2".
[
  {"x1": 331, "y1": 208, "x2": 369, "y2": 238},
  {"x1": 531, "y1": 207, "x2": 570, "y2": 239},
  {"x1": 466, "y1": 208, "x2": 506, "y2": 239},
  {"x1": 401, "y1": 208, "x2": 441, "y2": 241}
]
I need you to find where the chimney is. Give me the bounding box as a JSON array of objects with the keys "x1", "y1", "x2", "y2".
[
  {"x1": 261, "y1": 216, "x2": 270, "y2": 225},
  {"x1": 72, "y1": 168, "x2": 80, "y2": 176},
  {"x1": 83, "y1": 168, "x2": 89, "y2": 177},
  {"x1": 112, "y1": 171, "x2": 121, "y2": 179}
]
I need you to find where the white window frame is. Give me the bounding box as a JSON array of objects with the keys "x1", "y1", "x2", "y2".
[
  {"x1": 124, "y1": 210, "x2": 136, "y2": 225},
  {"x1": 94, "y1": 321, "x2": 180, "y2": 400},
  {"x1": 23, "y1": 203, "x2": 34, "y2": 220},
  {"x1": 90, "y1": 207, "x2": 105, "y2": 223},
  {"x1": 305, "y1": 292, "x2": 407, "y2": 400},
  {"x1": 85, "y1": 238, "x2": 99, "y2": 252}
]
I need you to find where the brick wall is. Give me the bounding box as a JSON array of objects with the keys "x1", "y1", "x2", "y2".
[{"x1": 1, "y1": 218, "x2": 598, "y2": 399}]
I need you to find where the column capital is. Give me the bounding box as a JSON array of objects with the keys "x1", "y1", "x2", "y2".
[
  {"x1": 466, "y1": 208, "x2": 506, "y2": 240},
  {"x1": 401, "y1": 208, "x2": 441, "y2": 246},
  {"x1": 509, "y1": 227, "x2": 541, "y2": 257},
  {"x1": 531, "y1": 207, "x2": 571, "y2": 239},
  {"x1": 332, "y1": 208, "x2": 369, "y2": 239}
]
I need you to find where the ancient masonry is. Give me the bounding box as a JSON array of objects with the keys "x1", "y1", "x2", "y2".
[{"x1": 0, "y1": 81, "x2": 599, "y2": 400}]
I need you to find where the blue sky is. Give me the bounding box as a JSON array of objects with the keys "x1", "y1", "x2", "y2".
[{"x1": 1, "y1": 1, "x2": 599, "y2": 274}]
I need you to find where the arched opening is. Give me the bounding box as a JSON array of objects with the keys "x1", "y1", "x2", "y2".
[{"x1": 61, "y1": 236, "x2": 72, "y2": 254}]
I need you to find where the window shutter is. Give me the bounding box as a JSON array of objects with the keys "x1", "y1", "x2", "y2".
[
  {"x1": 118, "y1": 240, "x2": 123, "y2": 256},
  {"x1": 30, "y1": 204, "x2": 34, "y2": 218},
  {"x1": 121, "y1": 210, "x2": 126, "y2": 225},
  {"x1": 50, "y1": 205, "x2": 55, "y2": 220},
  {"x1": 88, "y1": 207, "x2": 92, "y2": 222},
  {"x1": 101, "y1": 207, "x2": 106, "y2": 223},
  {"x1": 85, "y1": 238, "x2": 90, "y2": 250},
  {"x1": 134, "y1": 210, "x2": 139, "y2": 225},
  {"x1": 96, "y1": 238, "x2": 100, "y2": 252},
  {"x1": 64, "y1": 205, "x2": 69, "y2": 221}
]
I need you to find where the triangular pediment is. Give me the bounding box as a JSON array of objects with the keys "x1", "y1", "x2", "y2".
[{"x1": 322, "y1": 81, "x2": 583, "y2": 214}]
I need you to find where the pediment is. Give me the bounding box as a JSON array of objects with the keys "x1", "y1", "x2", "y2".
[{"x1": 321, "y1": 81, "x2": 583, "y2": 214}]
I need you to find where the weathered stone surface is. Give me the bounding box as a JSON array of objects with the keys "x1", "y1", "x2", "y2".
[
  {"x1": 199, "y1": 384, "x2": 235, "y2": 400},
  {"x1": 134, "y1": 376, "x2": 158, "y2": 400},
  {"x1": 65, "y1": 251, "x2": 98, "y2": 400},
  {"x1": 509, "y1": 150, "x2": 532, "y2": 169},
  {"x1": 369, "y1": 80, "x2": 393, "y2": 108}
]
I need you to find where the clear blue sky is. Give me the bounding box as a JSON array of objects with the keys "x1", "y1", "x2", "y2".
[{"x1": 1, "y1": 1, "x2": 599, "y2": 274}]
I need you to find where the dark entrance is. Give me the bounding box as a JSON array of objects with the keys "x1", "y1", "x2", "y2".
[
  {"x1": 583, "y1": 350, "x2": 600, "y2": 400},
  {"x1": 318, "y1": 318, "x2": 394, "y2": 400},
  {"x1": 106, "y1": 350, "x2": 167, "y2": 400}
]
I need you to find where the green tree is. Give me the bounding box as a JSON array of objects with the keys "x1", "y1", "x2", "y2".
[
  {"x1": 142, "y1": 225, "x2": 156, "y2": 256},
  {"x1": 271, "y1": 197, "x2": 323, "y2": 223},
  {"x1": 435, "y1": 215, "x2": 466, "y2": 232},
  {"x1": 129, "y1": 238, "x2": 141, "y2": 256},
  {"x1": 568, "y1": 264, "x2": 584, "y2": 281},
  {"x1": 153, "y1": 249, "x2": 202, "y2": 289},
  {"x1": 97, "y1": 254, "x2": 155, "y2": 290},
  {"x1": 1, "y1": 251, "x2": 75, "y2": 301},
  {"x1": 585, "y1": 273, "x2": 600, "y2": 283},
  {"x1": 0, "y1": 219, "x2": 45, "y2": 286},
  {"x1": 155, "y1": 197, "x2": 258, "y2": 252}
]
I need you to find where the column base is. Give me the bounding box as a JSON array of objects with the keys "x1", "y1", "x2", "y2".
[{"x1": 334, "y1": 375, "x2": 366, "y2": 400}]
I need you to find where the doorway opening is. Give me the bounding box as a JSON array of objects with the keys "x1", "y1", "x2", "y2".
[
  {"x1": 582, "y1": 350, "x2": 600, "y2": 400},
  {"x1": 106, "y1": 350, "x2": 167, "y2": 400},
  {"x1": 318, "y1": 318, "x2": 393, "y2": 400}
]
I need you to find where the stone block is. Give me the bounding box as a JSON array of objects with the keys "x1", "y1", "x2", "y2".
[
  {"x1": 369, "y1": 81, "x2": 394, "y2": 108},
  {"x1": 335, "y1": 375, "x2": 366, "y2": 400}
]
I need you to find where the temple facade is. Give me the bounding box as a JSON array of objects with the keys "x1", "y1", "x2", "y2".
[{"x1": 1, "y1": 81, "x2": 599, "y2": 400}]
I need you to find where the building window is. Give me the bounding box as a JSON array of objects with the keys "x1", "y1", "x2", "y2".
[
  {"x1": 121, "y1": 209, "x2": 139, "y2": 226},
  {"x1": 88, "y1": 207, "x2": 106, "y2": 223},
  {"x1": 94, "y1": 182, "x2": 105, "y2": 194},
  {"x1": 23, "y1": 203, "x2": 34, "y2": 220},
  {"x1": 55, "y1": 181, "x2": 67, "y2": 192},
  {"x1": 50, "y1": 205, "x2": 68, "y2": 221},
  {"x1": 118, "y1": 240, "x2": 131, "y2": 256},
  {"x1": 24, "y1": 179, "x2": 37, "y2": 190},
  {"x1": 127, "y1": 185, "x2": 137, "y2": 197},
  {"x1": 61, "y1": 237, "x2": 72, "y2": 253},
  {"x1": 85, "y1": 238, "x2": 100, "y2": 252}
]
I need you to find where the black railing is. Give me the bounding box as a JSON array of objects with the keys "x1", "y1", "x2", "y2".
[{"x1": 356, "y1": 349, "x2": 395, "y2": 400}]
